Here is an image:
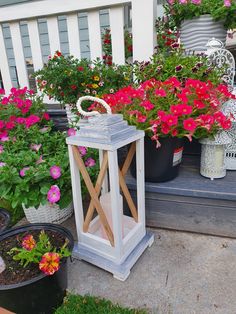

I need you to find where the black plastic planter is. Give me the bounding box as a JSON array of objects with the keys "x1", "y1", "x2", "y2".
[
  {"x1": 0, "y1": 223, "x2": 74, "y2": 314},
  {"x1": 131, "y1": 136, "x2": 184, "y2": 183},
  {"x1": 0, "y1": 208, "x2": 10, "y2": 233}
]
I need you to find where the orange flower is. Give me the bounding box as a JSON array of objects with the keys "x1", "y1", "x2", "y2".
[
  {"x1": 39, "y1": 252, "x2": 60, "y2": 275},
  {"x1": 22, "y1": 235, "x2": 36, "y2": 251}
]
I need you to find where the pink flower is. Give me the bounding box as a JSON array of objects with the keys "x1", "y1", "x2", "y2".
[
  {"x1": 224, "y1": 0, "x2": 231, "y2": 7},
  {"x1": 0, "y1": 135, "x2": 9, "y2": 142},
  {"x1": 50, "y1": 165, "x2": 61, "y2": 179},
  {"x1": 179, "y1": 0, "x2": 187, "y2": 3},
  {"x1": 43, "y1": 113, "x2": 50, "y2": 121},
  {"x1": 30, "y1": 143, "x2": 42, "y2": 152},
  {"x1": 180, "y1": 104, "x2": 193, "y2": 115},
  {"x1": 1, "y1": 97, "x2": 9, "y2": 105},
  {"x1": 137, "y1": 114, "x2": 147, "y2": 123},
  {"x1": 0, "y1": 89, "x2": 5, "y2": 95},
  {"x1": 47, "y1": 185, "x2": 61, "y2": 203},
  {"x1": 78, "y1": 146, "x2": 87, "y2": 157},
  {"x1": 67, "y1": 128, "x2": 76, "y2": 136},
  {"x1": 0, "y1": 145, "x2": 3, "y2": 153},
  {"x1": 20, "y1": 167, "x2": 30, "y2": 177},
  {"x1": 0, "y1": 162, "x2": 6, "y2": 167},
  {"x1": 15, "y1": 117, "x2": 25, "y2": 124},
  {"x1": 0, "y1": 120, "x2": 4, "y2": 129},
  {"x1": 163, "y1": 114, "x2": 178, "y2": 127},
  {"x1": 39, "y1": 127, "x2": 49, "y2": 133},
  {"x1": 36, "y1": 155, "x2": 45, "y2": 164},
  {"x1": 5, "y1": 121, "x2": 15, "y2": 130},
  {"x1": 191, "y1": 0, "x2": 201, "y2": 4},
  {"x1": 25, "y1": 115, "x2": 40, "y2": 128},
  {"x1": 140, "y1": 100, "x2": 154, "y2": 111},
  {"x1": 85, "y1": 157, "x2": 96, "y2": 168},
  {"x1": 155, "y1": 88, "x2": 167, "y2": 97},
  {"x1": 183, "y1": 118, "x2": 197, "y2": 132}
]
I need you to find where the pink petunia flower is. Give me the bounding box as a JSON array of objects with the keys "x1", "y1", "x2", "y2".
[
  {"x1": 19, "y1": 167, "x2": 30, "y2": 177},
  {"x1": 78, "y1": 146, "x2": 87, "y2": 157},
  {"x1": 50, "y1": 165, "x2": 61, "y2": 179},
  {"x1": 36, "y1": 155, "x2": 45, "y2": 165},
  {"x1": 224, "y1": 0, "x2": 231, "y2": 7},
  {"x1": 67, "y1": 128, "x2": 76, "y2": 136},
  {"x1": 30, "y1": 143, "x2": 42, "y2": 152},
  {"x1": 85, "y1": 157, "x2": 96, "y2": 168},
  {"x1": 47, "y1": 185, "x2": 61, "y2": 203}
]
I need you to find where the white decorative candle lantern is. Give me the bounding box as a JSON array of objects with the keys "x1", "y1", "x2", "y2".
[
  {"x1": 199, "y1": 132, "x2": 232, "y2": 180},
  {"x1": 222, "y1": 98, "x2": 236, "y2": 170},
  {"x1": 66, "y1": 96, "x2": 154, "y2": 281}
]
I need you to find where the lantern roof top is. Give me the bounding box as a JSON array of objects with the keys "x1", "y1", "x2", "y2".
[{"x1": 66, "y1": 114, "x2": 144, "y2": 150}]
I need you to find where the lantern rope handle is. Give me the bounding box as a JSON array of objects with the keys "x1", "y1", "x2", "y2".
[{"x1": 76, "y1": 96, "x2": 112, "y2": 117}]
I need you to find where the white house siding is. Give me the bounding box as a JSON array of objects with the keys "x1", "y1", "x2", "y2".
[{"x1": 1, "y1": 10, "x2": 110, "y2": 87}]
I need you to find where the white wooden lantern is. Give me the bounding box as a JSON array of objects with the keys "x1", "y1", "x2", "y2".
[
  {"x1": 199, "y1": 132, "x2": 232, "y2": 180},
  {"x1": 66, "y1": 96, "x2": 154, "y2": 281}
]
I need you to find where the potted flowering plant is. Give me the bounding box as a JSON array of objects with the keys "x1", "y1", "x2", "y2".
[
  {"x1": 100, "y1": 77, "x2": 234, "y2": 182},
  {"x1": 0, "y1": 223, "x2": 74, "y2": 313},
  {"x1": 165, "y1": 0, "x2": 236, "y2": 52},
  {"x1": 0, "y1": 87, "x2": 98, "y2": 223},
  {"x1": 34, "y1": 51, "x2": 132, "y2": 126}
]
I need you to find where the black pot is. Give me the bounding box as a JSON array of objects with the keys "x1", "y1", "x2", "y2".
[
  {"x1": 131, "y1": 136, "x2": 184, "y2": 183},
  {"x1": 183, "y1": 137, "x2": 201, "y2": 156},
  {"x1": 0, "y1": 208, "x2": 10, "y2": 233},
  {"x1": 0, "y1": 223, "x2": 74, "y2": 314}
]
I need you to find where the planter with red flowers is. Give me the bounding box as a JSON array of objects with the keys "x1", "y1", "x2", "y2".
[
  {"x1": 0, "y1": 223, "x2": 74, "y2": 313},
  {"x1": 100, "y1": 77, "x2": 235, "y2": 182}
]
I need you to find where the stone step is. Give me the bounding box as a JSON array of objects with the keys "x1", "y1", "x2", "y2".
[{"x1": 126, "y1": 156, "x2": 236, "y2": 238}]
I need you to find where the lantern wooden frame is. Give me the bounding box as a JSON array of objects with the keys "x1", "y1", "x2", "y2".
[{"x1": 67, "y1": 126, "x2": 154, "y2": 281}]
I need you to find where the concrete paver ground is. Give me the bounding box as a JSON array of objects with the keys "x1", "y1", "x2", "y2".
[{"x1": 63, "y1": 216, "x2": 236, "y2": 314}]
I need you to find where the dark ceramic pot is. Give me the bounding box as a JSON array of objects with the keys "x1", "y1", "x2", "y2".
[{"x1": 131, "y1": 136, "x2": 184, "y2": 183}]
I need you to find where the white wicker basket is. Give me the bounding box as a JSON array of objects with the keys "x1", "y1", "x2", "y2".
[{"x1": 23, "y1": 202, "x2": 73, "y2": 224}]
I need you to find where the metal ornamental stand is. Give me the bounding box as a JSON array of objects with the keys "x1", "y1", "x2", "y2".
[{"x1": 66, "y1": 96, "x2": 154, "y2": 281}]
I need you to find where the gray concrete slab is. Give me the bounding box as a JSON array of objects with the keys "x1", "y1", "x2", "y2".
[{"x1": 64, "y1": 216, "x2": 236, "y2": 314}]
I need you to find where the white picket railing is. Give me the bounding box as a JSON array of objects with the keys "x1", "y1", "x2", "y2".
[{"x1": 0, "y1": 0, "x2": 157, "y2": 94}]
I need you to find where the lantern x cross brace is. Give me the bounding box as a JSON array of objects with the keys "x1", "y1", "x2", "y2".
[{"x1": 71, "y1": 143, "x2": 138, "y2": 247}]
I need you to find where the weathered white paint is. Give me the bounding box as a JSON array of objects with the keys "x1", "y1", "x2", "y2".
[
  {"x1": 0, "y1": 0, "x2": 130, "y2": 23},
  {"x1": 109, "y1": 6, "x2": 125, "y2": 64},
  {"x1": 47, "y1": 16, "x2": 61, "y2": 55},
  {"x1": 9, "y1": 22, "x2": 29, "y2": 88},
  {"x1": 27, "y1": 19, "x2": 44, "y2": 71},
  {"x1": 132, "y1": 0, "x2": 157, "y2": 61},
  {"x1": 87, "y1": 10, "x2": 103, "y2": 60},
  {"x1": 67, "y1": 13, "x2": 81, "y2": 59},
  {"x1": 0, "y1": 25, "x2": 12, "y2": 93}
]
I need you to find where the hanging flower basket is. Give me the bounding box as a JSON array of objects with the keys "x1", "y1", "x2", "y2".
[{"x1": 23, "y1": 202, "x2": 73, "y2": 224}]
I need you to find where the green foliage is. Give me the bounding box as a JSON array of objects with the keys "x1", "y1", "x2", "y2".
[
  {"x1": 34, "y1": 51, "x2": 132, "y2": 106},
  {"x1": 9, "y1": 230, "x2": 70, "y2": 267},
  {"x1": 55, "y1": 294, "x2": 147, "y2": 314},
  {"x1": 133, "y1": 49, "x2": 225, "y2": 85},
  {"x1": 165, "y1": 0, "x2": 236, "y2": 29}
]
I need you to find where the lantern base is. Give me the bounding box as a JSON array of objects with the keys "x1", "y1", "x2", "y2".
[{"x1": 72, "y1": 232, "x2": 154, "y2": 281}]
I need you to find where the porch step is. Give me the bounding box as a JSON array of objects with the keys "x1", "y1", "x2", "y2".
[{"x1": 126, "y1": 156, "x2": 236, "y2": 238}]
